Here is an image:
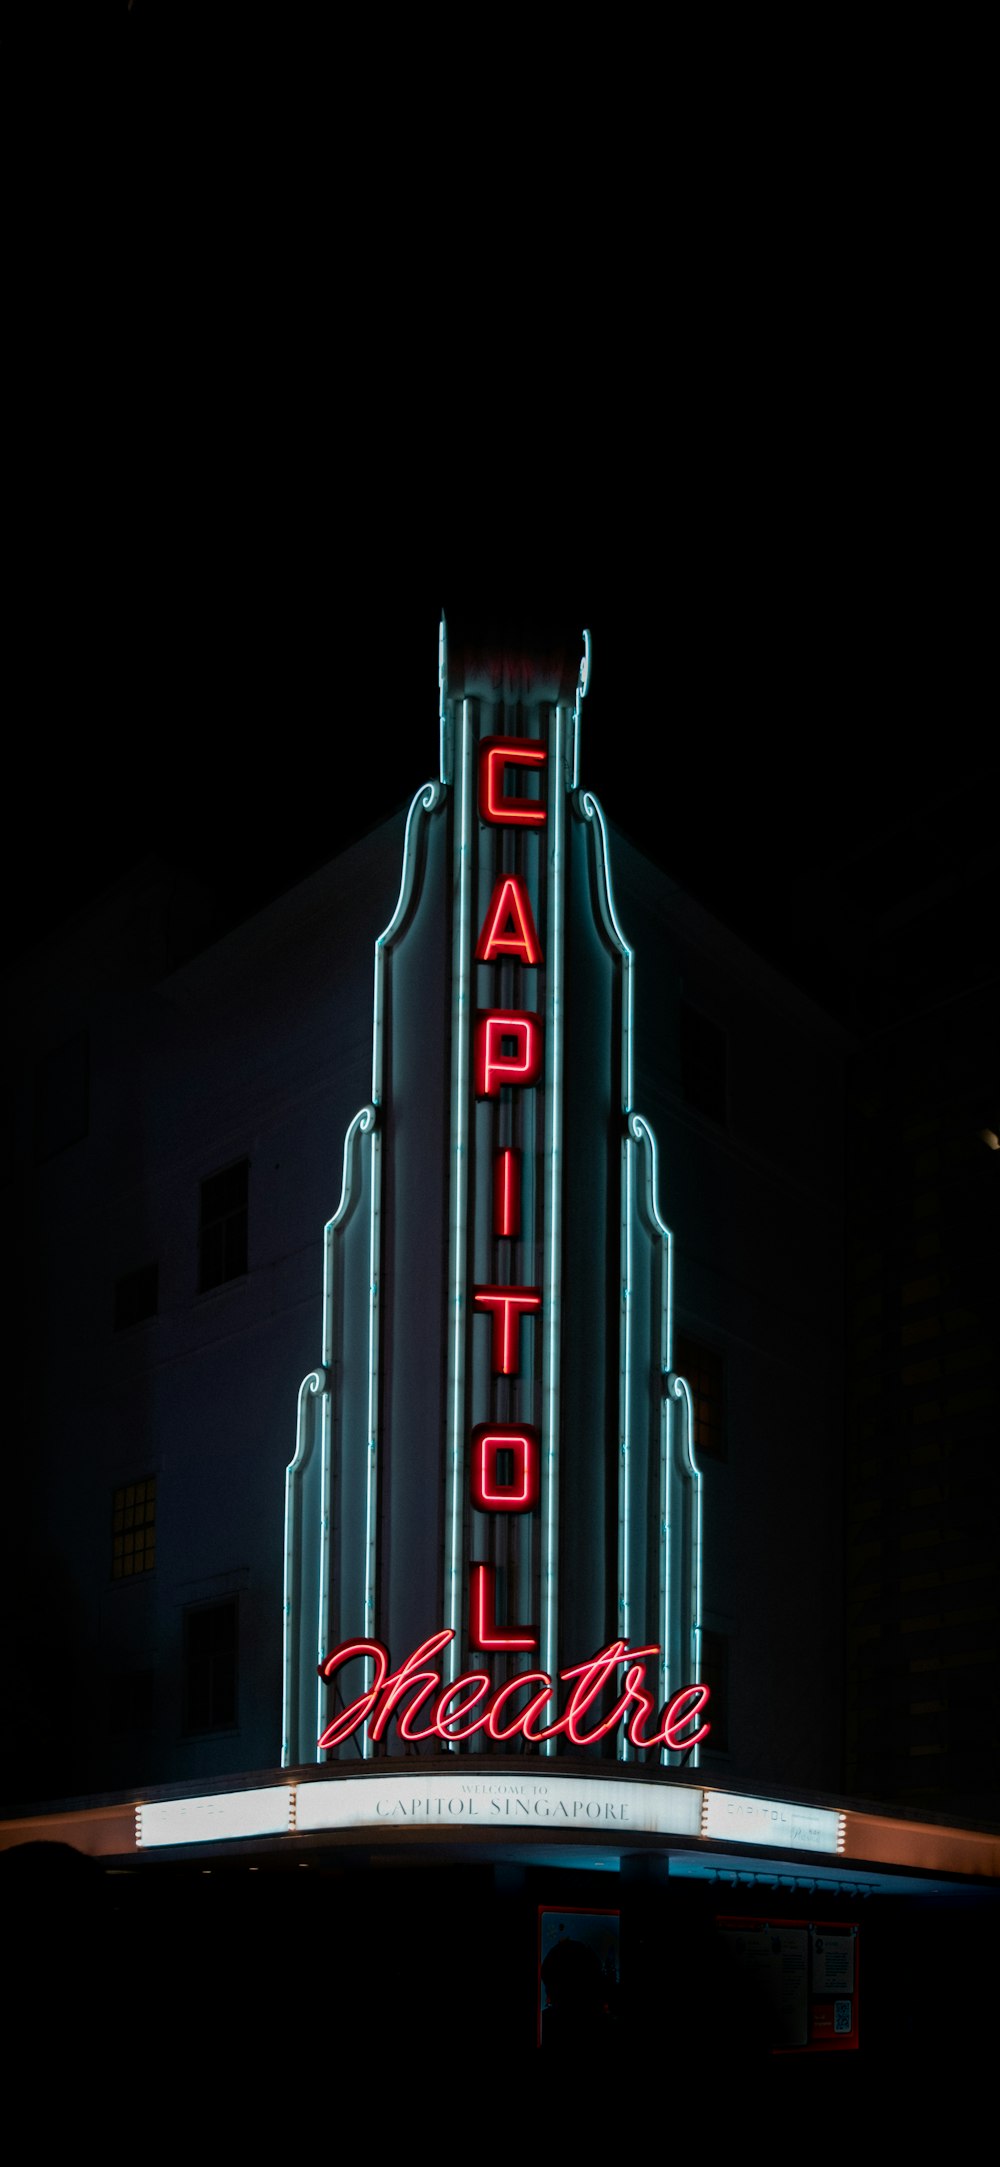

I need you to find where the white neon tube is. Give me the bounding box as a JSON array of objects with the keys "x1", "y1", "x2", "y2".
[
  {"x1": 319, "y1": 1106, "x2": 376, "y2": 1756},
  {"x1": 438, "y1": 614, "x2": 452, "y2": 788},
  {"x1": 361, "y1": 777, "x2": 443, "y2": 1754},
  {"x1": 283, "y1": 1099, "x2": 375, "y2": 1768},
  {"x1": 629, "y1": 1112, "x2": 677, "y2": 1738},
  {"x1": 618, "y1": 1132, "x2": 634, "y2": 1759},
  {"x1": 281, "y1": 1367, "x2": 325, "y2": 1767},
  {"x1": 372, "y1": 780, "x2": 444, "y2": 1105},
  {"x1": 577, "y1": 790, "x2": 634, "y2": 1114},
  {"x1": 569, "y1": 628, "x2": 591, "y2": 792},
  {"x1": 667, "y1": 1372, "x2": 704, "y2": 1770}
]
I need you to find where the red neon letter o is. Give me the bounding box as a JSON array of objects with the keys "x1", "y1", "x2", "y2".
[{"x1": 471, "y1": 1426, "x2": 540, "y2": 1511}]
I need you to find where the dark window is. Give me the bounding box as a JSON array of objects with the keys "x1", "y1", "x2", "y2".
[
  {"x1": 114, "y1": 1261, "x2": 158, "y2": 1330},
  {"x1": 34, "y1": 1032, "x2": 89, "y2": 1161},
  {"x1": 184, "y1": 1598, "x2": 238, "y2": 1734},
  {"x1": 112, "y1": 1476, "x2": 156, "y2": 1579},
  {"x1": 199, "y1": 1159, "x2": 248, "y2": 1291},
  {"x1": 680, "y1": 1003, "x2": 728, "y2": 1126},
  {"x1": 675, "y1": 1332, "x2": 726, "y2": 1462},
  {"x1": 701, "y1": 1629, "x2": 730, "y2": 1753}
]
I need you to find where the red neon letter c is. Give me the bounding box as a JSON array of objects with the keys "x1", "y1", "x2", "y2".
[{"x1": 479, "y1": 738, "x2": 547, "y2": 827}]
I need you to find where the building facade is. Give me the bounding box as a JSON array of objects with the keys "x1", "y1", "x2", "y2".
[{"x1": 2, "y1": 620, "x2": 995, "y2": 2081}]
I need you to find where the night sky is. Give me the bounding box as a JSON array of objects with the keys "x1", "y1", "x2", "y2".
[
  {"x1": 8, "y1": 564, "x2": 989, "y2": 1035},
  {"x1": 17, "y1": 49, "x2": 990, "y2": 1039}
]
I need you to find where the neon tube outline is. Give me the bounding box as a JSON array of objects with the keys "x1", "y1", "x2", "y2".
[
  {"x1": 619, "y1": 1128, "x2": 633, "y2": 1758},
  {"x1": 540, "y1": 703, "x2": 566, "y2": 1749},
  {"x1": 284, "y1": 770, "x2": 443, "y2": 1766},
  {"x1": 282, "y1": 1366, "x2": 326, "y2": 1767},
  {"x1": 577, "y1": 794, "x2": 700, "y2": 1765},
  {"x1": 361, "y1": 776, "x2": 444, "y2": 1752},
  {"x1": 628, "y1": 1110, "x2": 674, "y2": 1734},
  {"x1": 444, "y1": 699, "x2": 473, "y2": 1689},
  {"x1": 630, "y1": 1110, "x2": 703, "y2": 1763},
  {"x1": 577, "y1": 790, "x2": 633, "y2": 1112},
  {"x1": 666, "y1": 1371, "x2": 704, "y2": 1769},
  {"x1": 282, "y1": 1099, "x2": 374, "y2": 1766},
  {"x1": 577, "y1": 788, "x2": 636, "y2": 1761},
  {"x1": 569, "y1": 628, "x2": 591, "y2": 792},
  {"x1": 438, "y1": 613, "x2": 451, "y2": 789}
]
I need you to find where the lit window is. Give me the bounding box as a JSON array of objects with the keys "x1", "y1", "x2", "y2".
[
  {"x1": 675, "y1": 1332, "x2": 726, "y2": 1462},
  {"x1": 199, "y1": 1160, "x2": 248, "y2": 1292},
  {"x1": 112, "y1": 1477, "x2": 156, "y2": 1580},
  {"x1": 184, "y1": 1598, "x2": 238, "y2": 1734}
]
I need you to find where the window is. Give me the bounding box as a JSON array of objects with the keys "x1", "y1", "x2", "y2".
[
  {"x1": 674, "y1": 1332, "x2": 726, "y2": 1462},
  {"x1": 114, "y1": 1261, "x2": 158, "y2": 1329},
  {"x1": 112, "y1": 1476, "x2": 156, "y2": 1579},
  {"x1": 679, "y1": 1002, "x2": 728, "y2": 1126},
  {"x1": 184, "y1": 1598, "x2": 238, "y2": 1733},
  {"x1": 199, "y1": 1159, "x2": 248, "y2": 1291},
  {"x1": 34, "y1": 1032, "x2": 89, "y2": 1161}
]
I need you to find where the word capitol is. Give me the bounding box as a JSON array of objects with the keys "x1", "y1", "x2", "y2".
[{"x1": 317, "y1": 1628, "x2": 711, "y2": 1752}]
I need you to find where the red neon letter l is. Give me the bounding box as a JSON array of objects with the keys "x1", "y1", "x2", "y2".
[{"x1": 469, "y1": 1563, "x2": 537, "y2": 1651}]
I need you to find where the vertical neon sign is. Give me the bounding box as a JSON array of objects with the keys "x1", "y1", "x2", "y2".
[
  {"x1": 468, "y1": 732, "x2": 549, "y2": 1657},
  {"x1": 283, "y1": 620, "x2": 706, "y2": 1770}
]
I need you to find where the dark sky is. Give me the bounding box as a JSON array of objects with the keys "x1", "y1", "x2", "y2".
[
  {"x1": 9, "y1": 566, "x2": 989, "y2": 1033},
  {"x1": 13, "y1": 68, "x2": 989, "y2": 1032}
]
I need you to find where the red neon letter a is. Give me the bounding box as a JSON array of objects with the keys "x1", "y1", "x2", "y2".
[{"x1": 475, "y1": 876, "x2": 543, "y2": 966}]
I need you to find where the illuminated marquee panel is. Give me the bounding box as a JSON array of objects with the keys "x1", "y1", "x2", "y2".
[
  {"x1": 282, "y1": 620, "x2": 704, "y2": 1769},
  {"x1": 135, "y1": 1768, "x2": 707, "y2": 1847}
]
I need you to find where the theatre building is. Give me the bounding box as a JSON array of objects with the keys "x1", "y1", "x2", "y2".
[{"x1": 1, "y1": 620, "x2": 996, "y2": 2083}]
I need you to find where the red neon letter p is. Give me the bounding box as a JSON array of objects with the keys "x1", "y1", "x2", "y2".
[{"x1": 475, "y1": 1011, "x2": 543, "y2": 1098}]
